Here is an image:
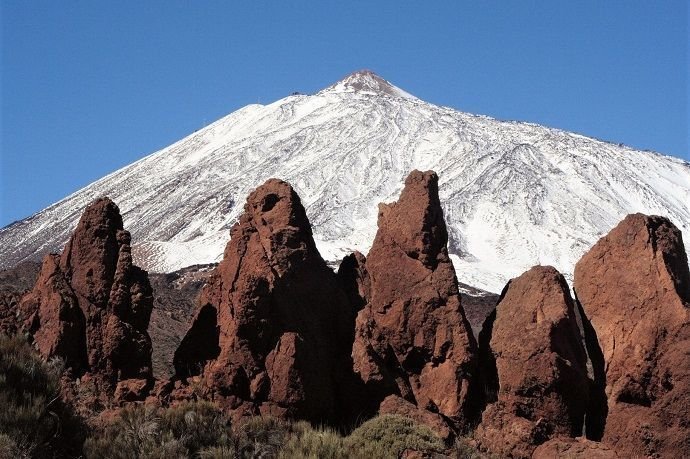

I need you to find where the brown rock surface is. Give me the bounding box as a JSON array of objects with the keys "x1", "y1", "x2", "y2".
[
  {"x1": 0, "y1": 261, "x2": 41, "y2": 335},
  {"x1": 351, "y1": 170, "x2": 479, "y2": 431},
  {"x1": 20, "y1": 198, "x2": 154, "y2": 392},
  {"x1": 148, "y1": 264, "x2": 213, "y2": 379},
  {"x1": 475, "y1": 266, "x2": 590, "y2": 458},
  {"x1": 379, "y1": 395, "x2": 452, "y2": 441},
  {"x1": 574, "y1": 213, "x2": 690, "y2": 457},
  {"x1": 532, "y1": 437, "x2": 619, "y2": 459},
  {"x1": 458, "y1": 282, "x2": 500, "y2": 339},
  {"x1": 114, "y1": 378, "x2": 150, "y2": 405},
  {"x1": 173, "y1": 179, "x2": 355, "y2": 424}
]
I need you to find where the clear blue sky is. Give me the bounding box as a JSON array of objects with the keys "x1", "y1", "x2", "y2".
[{"x1": 1, "y1": 1, "x2": 688, "y2": 226}]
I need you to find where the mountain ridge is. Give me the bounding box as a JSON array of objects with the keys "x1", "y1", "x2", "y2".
[{"x1": 2, "y1": 70, "x2": 689, "y2": 293}]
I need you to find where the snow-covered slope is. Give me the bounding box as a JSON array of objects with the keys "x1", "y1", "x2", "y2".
[{"x1": 2, "y1": 70, "x2": 689, "y2": 293}]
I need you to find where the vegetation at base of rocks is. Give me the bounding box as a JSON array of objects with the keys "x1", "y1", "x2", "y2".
[
  {"x1": 451, "y1": 437, "x2": 490, "y2": 459},
  {"x1": 83, "y1": 401, "x2": 231, "y2": 458},
  {"x1": 344, "y1": 414, "x2": 446, "y2": 458},
  {"x1": 278, "y1": 421, "x2": 346, "y2": 459},
  {"x1": 0, "y1": 333, "x2": 85, "y2": 458},
  {"x1": 0, "y1": 335, "x2": 476, "y2": 458},
  {"x1": 85, "y1": 409, "x2": 454, "y2": 458}
]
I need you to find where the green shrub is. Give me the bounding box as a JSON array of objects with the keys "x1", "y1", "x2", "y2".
[
  {"x1": 233, "y1": 416, "x2": 288, "y2": 458},
  {"x1": 0, "y1": 433, "x2": 20, "y2": 458},
  {"x1": 0, "y1": 334, "x2": 84, "y2": 457},
  {"x1": 160, "y1": 400, "x2": 231, "y2": 452},
  {"x1": 197, "y1": 445, "x2": 236, "y2": 458},
  {"x1": 83, "y1": 401, "x2": 231, "y2": 458},
  {"x1": 83, "y1": 404, "x2": 481, "y2": 458},
  {"x1": 344, "y1": 414, "x2": 445, "y2": 459},
  {"x1": 278, "y1": 421, "x2": 346, "y2": 459},
  {"x1": 83, "y1": 405, "x2": 181, "y2": 459}
]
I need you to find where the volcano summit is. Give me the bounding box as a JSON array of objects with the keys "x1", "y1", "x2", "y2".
[{"x1": 1, "y1": 70, "x2": 689, "y2": 293}]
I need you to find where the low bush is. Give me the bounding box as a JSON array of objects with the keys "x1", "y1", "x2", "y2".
[
  {"x1": 344, "y1": 414, "x2": 445, "y2": 459},
  {"x1": 84, "y1": 406, "x2": 471, "y2": 458},
  {"x1": 0, "y1": 433, "x2": 19, "y2": 458},
  {"x1": 197, "y1": 445, "x2": 236, "y2": 458},
  {"x1": 83, "y1": 401, "x2": 231, "y2": 458},
  {"x1": 161, "y1": 401, "x2": 232, "y2": 452},
  {"x1": 278, "y1": 421, "x2": 347, "y2": 459},
  {"x1": 0, "y1": 333, "x2": 84, "y2": 458},
  {"x1": 232, "y1": 416, "x2": 288, "y2": 458}
]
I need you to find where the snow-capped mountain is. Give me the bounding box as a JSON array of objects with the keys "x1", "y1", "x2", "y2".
[{"x1": 2, "y1": 70, "x2": 689, "y2": 293}]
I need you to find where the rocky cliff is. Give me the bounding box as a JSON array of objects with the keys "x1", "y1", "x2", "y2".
[
  {"x1": 476, "y1": 266, "x2": 590, "y2": 458},
  {"x1": 574, "y1": 213, "x2": 690, "y2": 457},
  {"x1": 350, "y1": 170, "x2": 480, "y2": 435},
  {"x1": 172, "y1": 179, "x2": 356, "y2": 424},
  {"x1": 20, "y1": 198, "x2": 154, "y2": 402}
]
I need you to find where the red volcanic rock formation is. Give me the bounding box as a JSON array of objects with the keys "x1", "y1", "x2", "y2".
[
  {"x1": 379, "y1": 395, "x2": 453, "y2": 441},
  {"x1": 574, "y1": 214, "x2": 690, "y2": 457},
  {"x1": 475, "y1": 266, "x2": 590, "y2": 458},
  {"x1": 351, "y1": 170, "x2": 479, "y2": 433},
  {"x1": 173, "y1": 179, "x2": 355, "y2": 424},
  {"x1": 0, "y1": 261, "x2": 40, "y2": 335},
  {"x1": 20, "y1": 198, "x2": 154, "y2": 397}
]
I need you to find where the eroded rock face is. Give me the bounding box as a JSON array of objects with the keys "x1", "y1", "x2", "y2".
[
  {"x1": 337, "y1": 251, "x2": 370, "y2": 313},
  {"x1": 0, "y1": 261, "x2": 40, "y2": 335},
  {"x1": 20, "y1": 198, "x2": 154, "y2": 391},
  {"x1": 351, "y1": 170, "x2": 479, "y2": 433},
  {"x1": 532, "y1": 437, "x2": 619, "y2": 459},
  {"x1": 574, "y1": 214, "x2": 690, "y2": 457},
  {"x1": 173, "y1": 179, "x2": 354, "y2": 424},
  {"x1": 379, "y1": 395, "x2": 452, "y2": 441},
  {"x1": 476, "y1": 266, "x2": 590, "y2": 459}
]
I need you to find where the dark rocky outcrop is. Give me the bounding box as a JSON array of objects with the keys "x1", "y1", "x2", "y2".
[
  {"x1": 19, "y1": 198, "x2": 154, "y2": 400},
  {"x1": 0, "y1": 261, "x2": 41, "y2": 335},
  {"x1": 458, "y1": 282, "x2": 500, "y2": 339},
  {"x1": 172, "y1": 179, "x2": 355, "y2": 424},
  {"x1": 148, "y1": 264, "x2": 213, "y2": 379},
  {"x1": 379, "y1": 395, "x2": 453, "y2": 441},
  {"x1": 350, "y1": 170, "x2": 479, "y2": 435},
  {"x1": 337, "y1": 251, "x2": 370, "y2": 313},
  {"x1": 574, "y1": 214, "x2": 690, "y2": 457},
  {"x1": 475, "y1": 266, "x2": 590, "y2": 458}
]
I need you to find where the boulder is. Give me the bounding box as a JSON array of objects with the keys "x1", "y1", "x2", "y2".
[
  {"x1": 173, "y1": 179, "x2": 354, "y2": 424},
  {"x1": 351, "y1": 170, "x2": 479, "y2": 431},
  {"x1": 114, "y1": 378, "x2": 151, "y2": 405},
  {"x1": 475, "y1": 266, "x2": 590, "y2": 458},
  {"x1": 532, "y1": 437, "x2": 619, "y2": 458},
  {"x1": 379, "y1": 395, "x2": 452, "y2": 441},
  {"x1": 574, "y1": 213, "x2": 690, "y2": 457}
]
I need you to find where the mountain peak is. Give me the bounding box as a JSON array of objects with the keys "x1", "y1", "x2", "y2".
[
  {"x1": 2, "y1": 72, "x2": 689, "y2": 295},
  {"x1": 320, "y1": 70, "x2": 417, "y2": 99}
]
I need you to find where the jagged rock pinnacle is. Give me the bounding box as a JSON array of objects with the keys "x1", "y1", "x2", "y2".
[
  {"x1": 351, "y1": 169, "x2": 479, "y2": 436},
  {"x1": 173, "y1": 178, "x2": 355, "y2": 424}
]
